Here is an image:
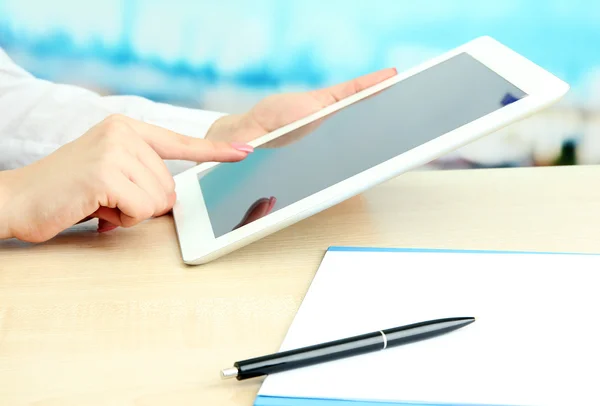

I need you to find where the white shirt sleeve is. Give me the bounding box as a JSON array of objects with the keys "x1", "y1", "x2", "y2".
[{"x1": 0, "y1": 48, "x2": 227, "y2": 174}]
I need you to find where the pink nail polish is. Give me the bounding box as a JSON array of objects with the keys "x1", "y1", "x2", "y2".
[{"x1": 231, "y1": 142, "x2": 254, "y2": 153}]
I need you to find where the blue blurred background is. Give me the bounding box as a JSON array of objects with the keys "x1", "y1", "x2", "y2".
[{"x1": 1, "y1": 0, "x2": 599, "y2": 168}]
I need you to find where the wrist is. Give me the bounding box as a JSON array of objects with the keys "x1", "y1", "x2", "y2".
[
  {"x1": 205, "y1": 113, "x2": 249, "y2": 143},
  {"x1": 0, "y1": 169, "x2": 17, "y2": 239}
]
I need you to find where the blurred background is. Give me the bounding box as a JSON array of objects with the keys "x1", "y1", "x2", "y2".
[{"x1": 1, "y1": 0, "x2": 599, "y2": 169}]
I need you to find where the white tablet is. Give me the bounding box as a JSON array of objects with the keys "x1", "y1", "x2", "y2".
[{"x1": 173, "y1": 36, "x2": 569, "y2": 265}]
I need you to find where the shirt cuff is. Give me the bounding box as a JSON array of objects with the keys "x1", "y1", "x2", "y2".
[{"x1": 141, "y1": 101, "x2": 228, "y2": 139}]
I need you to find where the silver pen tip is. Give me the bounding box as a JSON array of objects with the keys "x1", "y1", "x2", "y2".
[{"x1": 221, "y1": 367, "x2": 239, "y2": 379}]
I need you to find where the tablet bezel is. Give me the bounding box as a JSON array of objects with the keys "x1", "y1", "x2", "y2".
[{"x1": 173, "y1": 36, "x2": 569, "y2": 265}]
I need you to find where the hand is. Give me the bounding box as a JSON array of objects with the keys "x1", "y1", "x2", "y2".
[
  {"x1": 0, "y1": 114, "x2": 253, "y2": 243},
  {"x1": 205, "y1": 68, "x2": 397, "y2": 146}
]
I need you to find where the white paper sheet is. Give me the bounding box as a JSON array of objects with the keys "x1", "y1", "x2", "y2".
[{"x1": 256, "y1": 247, "x2": 600, "y2": 406}]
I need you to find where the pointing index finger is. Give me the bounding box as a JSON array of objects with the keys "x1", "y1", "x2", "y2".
[{"x1": 113, "y1": 115, "x2": 254, "y2": 162}]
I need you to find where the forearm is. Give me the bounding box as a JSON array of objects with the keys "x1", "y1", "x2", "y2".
[
  {"x1": 0, "y1": 48, "x2": 227, "y2": 174},
  {"x1": 0, "y1": 82, "x2": 227, "y2": 173}
]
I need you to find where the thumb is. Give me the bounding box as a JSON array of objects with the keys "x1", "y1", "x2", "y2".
[
  {"x1": 94, "y1": 207, "x2": 122, "y2": 233},
  {"x1": 118, "y1": 117, "x2": 254, "y2": 162},
  {"x1": 98, "y1": 219, "x2": 118, "y2": 233},
  {"x1": 314, "y1": 67, "x2": 397, "y2": 105},
  {"x1": 93, "y1": 191, "x2": 177, "y2": 233}
]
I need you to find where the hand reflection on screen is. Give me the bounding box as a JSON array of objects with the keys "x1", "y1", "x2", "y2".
[{"x1": 233, "y1": 196, "x2": 277, "y2": 230}]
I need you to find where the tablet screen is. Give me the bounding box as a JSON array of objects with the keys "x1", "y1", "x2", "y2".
[{"x1": 198, "y1": 52, "x2": 527, "y2": 237}]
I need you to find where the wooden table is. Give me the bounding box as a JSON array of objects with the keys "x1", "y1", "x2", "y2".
[{"x1": 2, "y1": 165, "x2": 600, "y2": 406}]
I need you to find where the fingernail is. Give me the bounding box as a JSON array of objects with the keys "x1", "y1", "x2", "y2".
[
  {"x1": 98, "y1": 225, "x2": 118, "y2": 233},
  {"x1": 231, "y1": 142, "x2": 254, "y2": 153}
]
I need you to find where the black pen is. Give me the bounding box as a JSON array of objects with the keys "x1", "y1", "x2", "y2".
[{"x1": 221, "y1": 316, "x2": 475, "y2": 380}]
